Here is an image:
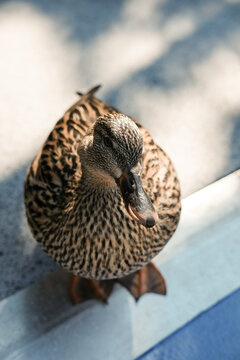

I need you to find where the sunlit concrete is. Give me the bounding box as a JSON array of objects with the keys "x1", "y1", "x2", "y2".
[{"x1": 85, "y1": 5, "x2": 195, "y2": 88}]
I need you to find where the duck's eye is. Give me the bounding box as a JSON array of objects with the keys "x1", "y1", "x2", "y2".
[{"x1": 103, "y1": 137, "x2": 112, "y2": 147}]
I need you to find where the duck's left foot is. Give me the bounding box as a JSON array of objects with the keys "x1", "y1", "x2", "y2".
[
  {"x1": 70, "y1": 275, "x2": 115, "y2": 304},
  {"x1": 118, "y1": 262, "x2": 166, "y2": 301}
]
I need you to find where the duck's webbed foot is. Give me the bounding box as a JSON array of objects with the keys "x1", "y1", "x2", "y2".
[
  {"x1": 70, "y1": 275, "x2": 115, "y2": 304},
  {"x1": 117, "y1": 262, "x2": 166, "y2": 301}
]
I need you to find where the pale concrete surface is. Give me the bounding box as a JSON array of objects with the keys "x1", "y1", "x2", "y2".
[
  {"x1": 0, "y1": 0, "x2": 240, "y2": 299},
  {"x1": 1, "y1": 171, "x2": 240, "y2": 360}
]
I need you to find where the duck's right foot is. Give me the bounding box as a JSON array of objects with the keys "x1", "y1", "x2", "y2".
[
  {"x1": 118, "y1": 262, "x2": 166, "y2": 301},
  {"x1": 70, "y1": 275, "x2": 115, "y2": 304}
]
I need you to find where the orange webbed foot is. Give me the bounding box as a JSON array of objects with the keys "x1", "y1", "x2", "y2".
[{"x1": 118, "y1": 262, "x2": 166, "y2": 301}]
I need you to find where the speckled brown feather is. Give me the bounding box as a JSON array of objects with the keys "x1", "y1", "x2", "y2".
[{"x1": 24, "y1": 86, "x2": 181, "y2": 280}]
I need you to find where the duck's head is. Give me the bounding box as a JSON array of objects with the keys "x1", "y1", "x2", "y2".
[{"x1": 82, "y1": 113, "x2": 158, "y2": 228}]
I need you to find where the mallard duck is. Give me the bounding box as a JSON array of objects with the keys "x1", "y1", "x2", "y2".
[{"x1": 24, "y1": 85, "x2": 181, "y2": 303}]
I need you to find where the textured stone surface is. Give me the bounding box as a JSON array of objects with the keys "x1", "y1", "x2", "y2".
[{"x1": 0, "y1": 0, "x2": 240, "y2": 300}]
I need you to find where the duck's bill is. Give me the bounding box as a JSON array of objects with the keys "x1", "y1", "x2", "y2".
[{"x1": 118, "y1": 167, "x2": 159, "y2": 228}]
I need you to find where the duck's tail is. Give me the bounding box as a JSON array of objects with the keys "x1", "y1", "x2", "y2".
[{"x1": 76, "y1": 84, "x2": 102, "y2": 97}]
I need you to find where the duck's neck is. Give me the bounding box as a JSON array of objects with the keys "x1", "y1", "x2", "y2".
[{"x1": 80, "y1": 165, "x2": 118, "y2": 193}]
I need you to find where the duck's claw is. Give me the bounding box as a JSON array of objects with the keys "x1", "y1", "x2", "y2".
[
  {"x1": 117, "y1": 262, "x2": 166, "y2": 301},
  {"x1": 70, "y1": 275, "x2": 115, "y2": 304}
]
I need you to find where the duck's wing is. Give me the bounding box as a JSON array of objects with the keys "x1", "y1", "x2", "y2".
[
  {"x1": 139, "y1": 125, "x2": 181, "y2": 235},
  {"x1": 26, "y1": 86, "x2": 112, "y2": 190}
]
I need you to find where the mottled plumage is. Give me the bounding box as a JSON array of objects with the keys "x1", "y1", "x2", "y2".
[{"x1": 24, "y1": 86, "x2": 181, "y2": 285}]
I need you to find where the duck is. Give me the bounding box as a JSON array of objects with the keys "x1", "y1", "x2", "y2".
[{"x1": 24, "y1": 85, "x2": 181, "y2": 303}]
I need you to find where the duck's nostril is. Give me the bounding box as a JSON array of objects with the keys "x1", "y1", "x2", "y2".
[
  {"x1": 145, "y1": 210, "x2": 159, "y2": 228},
  {"x1": 145, "y1": 217, "x2": 156, "y2": 228}
]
